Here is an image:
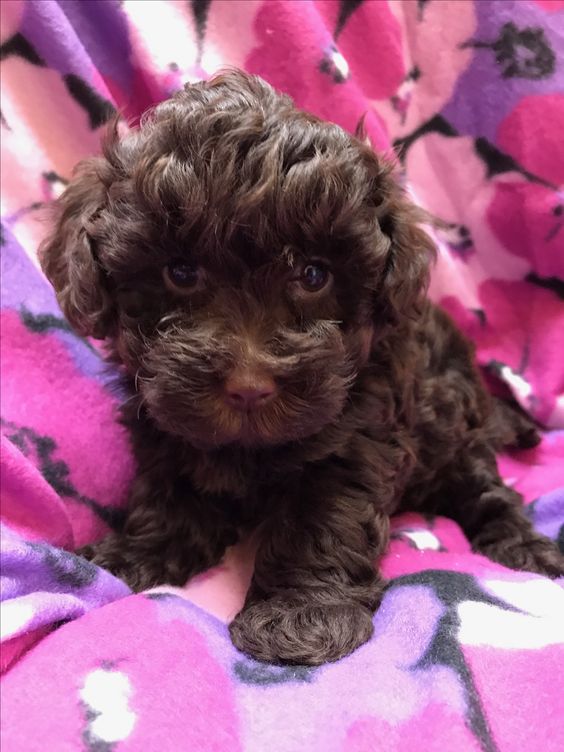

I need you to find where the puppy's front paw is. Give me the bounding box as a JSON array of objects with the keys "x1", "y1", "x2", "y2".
[
  {"x1": 77, "y1": 541, "x2": 135, "y2": 588},
  {"x1": 229, "y1": 598, "x2": 374, "y2": 665},
  {"x1": 476, "y1": 536, "x2": 564, "y2": 578},
  {"x1": 77, "y1": 539, "x2": 156, "y2": 591}
]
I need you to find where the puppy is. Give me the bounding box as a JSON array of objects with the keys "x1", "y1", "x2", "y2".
[{"x1": 40, "y1": 70, "x2": 563, "y2": 665}]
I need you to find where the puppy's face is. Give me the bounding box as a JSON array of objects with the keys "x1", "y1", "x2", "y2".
[
  {"x1": 117, "y1": 238, "x2": 367, "y2": 448},
  {"x1": 41, "y1": 71, "x2": 433, "y2": 449}
]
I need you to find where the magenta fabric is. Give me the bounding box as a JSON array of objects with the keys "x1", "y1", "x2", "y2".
[{"x1": 1, "y1": 1, "x2": 563, "y2": 751}]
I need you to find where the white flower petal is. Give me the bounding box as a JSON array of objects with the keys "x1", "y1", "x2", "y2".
[
  {"x1": 458, "y1": 601, "x2": 564, "y2": 649},
  {"x1": 80, "y1": 669, "x2": 136, "y2": 743}
]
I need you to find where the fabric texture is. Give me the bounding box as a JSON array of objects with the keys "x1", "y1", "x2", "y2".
[{"x1": 1, "y1": 1, "x2": 563, "y2": 751}]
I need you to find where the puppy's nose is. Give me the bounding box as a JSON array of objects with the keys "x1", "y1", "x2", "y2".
[{"x1": 224, "y1": 368, "x2": 277, "y2": 410}]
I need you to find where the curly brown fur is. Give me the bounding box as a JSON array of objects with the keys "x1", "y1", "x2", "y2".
[{"x1": 40, "y1": 70, "x2": 564, "y2": 666}]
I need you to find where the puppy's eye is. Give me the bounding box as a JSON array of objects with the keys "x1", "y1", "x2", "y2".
[
  {"x1": 164, "y1": 259, "x2": 200, "y2": 291},
  {"x1": 300, "y1": 263, "x2": 331, "y2": 292}
]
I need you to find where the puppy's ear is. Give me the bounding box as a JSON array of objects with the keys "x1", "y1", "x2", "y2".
[
  {"x1": 39, "y1": 158, "x2": 114, "y2": 339},
  {"x1": 377, "y1": 199, "x2": 436, "y2": 323},
  {"x1": 370, "y1": 163, "x2": 436, "y2": 326}
]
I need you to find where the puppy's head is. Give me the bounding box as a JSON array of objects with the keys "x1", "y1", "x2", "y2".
[{"x1": 40, "y1": 70, "x2": 434, "y2": 448}]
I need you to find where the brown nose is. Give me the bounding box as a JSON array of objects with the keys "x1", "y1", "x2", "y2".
[{"x1": 224, "y1": 368, "x2": 277, "y2": 410}]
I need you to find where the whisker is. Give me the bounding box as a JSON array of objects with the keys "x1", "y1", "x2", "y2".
[{"x1": 136, "y1": 393, "x2": 147, "y2": 421}]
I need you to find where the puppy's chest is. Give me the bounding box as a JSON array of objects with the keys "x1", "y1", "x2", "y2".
[
  {"x1": 188, "y1": 450, "x2": 286, "y2": 521},
  {"x1": 190, "y1": 453, "x2": 252, "y2": 497}
]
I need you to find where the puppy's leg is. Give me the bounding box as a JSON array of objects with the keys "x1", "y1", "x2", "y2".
[
  {"x1": 431, "y1": 446, "x2": 563, "y2": 577},
  {"x1": 229, "y1": 490, "x2": 387, "y2": 665},
  {"x1": 80, "y1": 473, "x2": 236, "y2": 591},
  {"x1": 491, "y1": 397, "x2": 541, "y2": 450}
]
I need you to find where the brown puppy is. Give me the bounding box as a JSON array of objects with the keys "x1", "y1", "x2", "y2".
[{"x1": 39, "y1": 70, "x2": 563, "y2": 665}]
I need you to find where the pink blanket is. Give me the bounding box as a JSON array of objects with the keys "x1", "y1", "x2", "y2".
[{"x1": 1, "y1": 2, "x2": 563, "y2": 750}]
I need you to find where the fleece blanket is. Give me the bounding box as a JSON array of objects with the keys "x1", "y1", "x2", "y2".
[{"x1": 1, "y1": 1, "x2": 564, "y2": 750}]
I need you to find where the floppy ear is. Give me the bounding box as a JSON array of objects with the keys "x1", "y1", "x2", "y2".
[
  {"x1": 378, "y1": 198, "x2": 436, "y2": 322},
  {"x1": 371, "y1": 164, "x2": 436, "y2": 326},
  {"x1": 39, "y1": 158, "x2": 115, "y2": 339}
]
